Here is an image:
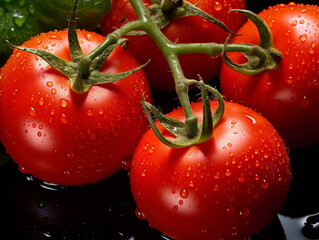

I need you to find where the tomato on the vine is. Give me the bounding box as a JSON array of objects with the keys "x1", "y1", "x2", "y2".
[
  {"x1": 100, "y1": 0, "x2": 247, "y2": 91},
  {"x1": 130, "y1": 100, "x2": 291, "y2": 240},
  {"x1": 0, "y1": 29, "x2": 151, "y2": 186},
  {"x1": 220, "y1": 3, "x2": 319, "y2": 148}
]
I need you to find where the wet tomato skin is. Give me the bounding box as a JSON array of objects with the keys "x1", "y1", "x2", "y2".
[
  {"x1": 0, "y1": 30, "x2": 151, "y2": 186},
  {"x1": 130, "y1": 101, "x2": 291, "y2": 240},
  {"x1": 100, "y1": 0, "x2": 247, "y2": 91},
  {"x1": 220, "y1": 3, "x2": 319, "y2": 148}
]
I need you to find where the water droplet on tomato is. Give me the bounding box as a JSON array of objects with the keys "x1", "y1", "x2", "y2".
[
  {"x1": 291, "y1": 19, "x2": 297, "y2": 26},
  {"x1": 51, "y1": 88, "x2": 57, "y2": 95},
  {"x1": 301, "y1": 96, "x2": 310, "y2": 107},
  {"x1": 135, "y1": 208, "x2": 145, "y2": 219},
  {"x1": 286, "y1": 76, "x2": 293, "y2": 84},
  {"x1": 214, "y1": 185, "x2": 220, "y2": 191},
  {"x1": 38, "y1": 97, "x2": 44, "y2": 106},
  {"x1": 214, "y1": 2, "x2": 222, "y2": 11},
  {"x1": 141, "y1": 170, "x2": 146, "y2": 177},
  {"x1": 226, "y1": 205, "x2": 235, "y2": 213},
  {"x1": 179, "y1": 200, "x2": 184, "y2": 205},
  {"x1": 29, "y1": 107, "x2": 37, "y2": 117},
  {"x1": 60, "y1": 99, "x2": 68, "y2": 108},
  {"x1": 262, "y1": 179, "x2": 270, "y2": 189},
  {"x1": 225, "y1": 169, "x2": 231, "y2": 177},
  {"x1": 299, "y1": 34, "x2": 307, "y2": 42},
  {"x1": 238, "y1": 174, "x2": 246, "y2": 183},
  {"x1": 173, "y1": 205, "x2": 178, "y2": 212},
  {"x1": 86, "y1": 109, "x2": 93, "y2": 117},
  {"x1": 312, "y1": 79, "x2": 319, "y2": 87},
  {"x1": 67, "y1": 151, "x2": 74, "y2": 159},
  {"x1": 239, "y1": 208, "x2": 250, "y2": 218},
  {"x1": 180, "y1": 188, "x2": 189, "y2": 198},
  {"x1": 60, "y1": 114, "x2": 68, "y2": 124}
]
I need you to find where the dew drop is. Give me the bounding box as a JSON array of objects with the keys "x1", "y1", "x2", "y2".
[
  {"x1": 239, "y1": 208, "x2": 250, "y2": 218},
  {"x1": 86, "y1": 109, "x2": 93, "y2": 117},
  {"x1": 38, "y1": 98, "x2": 44, "y2": 106},
  {"x1": 179, "y1": 200, "x2": 184, "y2": 205},
  {"x1": 301, "y1": 96, "x2": 310, "y2": 107},
  {"x1": 29, "y1": 107, "x2": 37, "y2": 117},
  {"x1": 60, "y1": 99, "x2": 68, "y2": 108},
  {"x1": 291, "y1": 19, "x2": 297, "y2": 26},
  {"x1": 60, "y1": 114, "x2": 68, "y2": 124},
  {"x1": 238, "y1": 174, "x2": 246, "y2": 183},
  {"x1": 180, "y1": 188, "x2": 189, "y2": 198},
  {"x1": 299, "y1": 34, "x2": 307, "y2": 42},
  {"x1": 51, "y1": 88, "x2": 57, "y2": 95},
  {"x1": 173, "y1": 205, "x2": 178, "y2": 212},
  {"x1": 226, "y1": 205, "x2": 235, "y2": 213},
  {"x1": 262, "y1": 179, "x2": 270, "y2": 189},
  {"x1": 225, "y1": 169, "x2": 231, "y2": 177},
  {"x1": 141, "y1": 170, "x2": 146, "y2": 177},
  {"x1": 135, "y1": 208, "x2": 145, "y2": 220},
  {"x1": 214, "y1": 185, "x2": 220, "y2": 191},
  {"x1": 67, "y1": 151, "x2": 74, "y2": 159},
  {"x1": 214, "y1": 2, "x2": 222, "y2": 11}
]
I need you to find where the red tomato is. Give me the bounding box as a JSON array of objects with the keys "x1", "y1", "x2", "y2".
[
  {"x1": 100, "y1": 0, "x2": 247, "y2": 91},
  {"x1": 0, "y1": 30, "x2": 151, "y2": 186},
  {"x1": 220, "y1": 3, "x2": 319, "y2": 148},
  {"x1": 130, "y1": 100, "x2": 291, "y2": 240}
]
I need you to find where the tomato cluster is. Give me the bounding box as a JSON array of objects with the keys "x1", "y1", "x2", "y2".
[{"x1": 1, "y1": 0, "x2": 318, "y2": 239}]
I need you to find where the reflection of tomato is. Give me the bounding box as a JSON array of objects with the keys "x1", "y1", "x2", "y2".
[
  {"x1": 11, "y1": 170, "x2": 134, "y2": 240},
  {"x1": 0, "y1": 29, "x2": 151, "y2": 185},
  {"x1": 130, "y1": 100, "x2": 291, "y2": 240},
  {"x1": 220, "y1": 3, "x2": 319, "y2": 148},
  {"x1": 100, "y1": 0, "x2": 247, "y2": 91}
]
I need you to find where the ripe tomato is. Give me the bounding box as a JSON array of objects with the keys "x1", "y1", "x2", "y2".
[
  {"x1": 100, "y1": 0, "x2": 247, "y2": 91},
  {"x1": 220, "y1": 3, "x2": 319, "y2": 148},
  {"x1": 130, "y1": 100, "x2": 291, "y2": 240},
  {"x1": 0, "y1": 30, "x2": 151, "y2": 186}
]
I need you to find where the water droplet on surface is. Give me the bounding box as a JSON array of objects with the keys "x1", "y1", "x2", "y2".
[
  {"x1": 29, "y1": 107, "x2": 37, "y2": 117},
  {"x1": 299, "y1": 34, "x2": 307, "y2": 42},
  {"x1": 262, "y1": 179, "x2": 270, "y2": 189},
  {"x1": 60, "y1": 114, "x2": 68, "y2": 124},
  {"x1": 173, "y1": 205, "x2": 178, "y2": 212},
  {"x1": 214, "y1": 2, "x2": 222, "y2": 11},
  {"x1": 135, "y1": 208, "x2": 145, "y2": 219},
  {"x1": 60, "y1": 99, "x2": 68, "y2": 108},
  {"x1": 291, "y1": 20, "x2": 297, "y2": 26},
  {"x1": 239, "y1": 208, "x2": 250, "y2": 218},
  {"x1": 180, "y1": 189, "x2": 189, "y2": 198}
]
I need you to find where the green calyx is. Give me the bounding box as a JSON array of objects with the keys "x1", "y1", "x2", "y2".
[
  {"x1": 221, "y1": 9, "x2": 282, "y2": 75},
  {"x1": 142, "y1": 80, "x2": 224, "y2": 148},
  {"x1": 7, "y1": 0, "x2": 146, "y2": 94}
]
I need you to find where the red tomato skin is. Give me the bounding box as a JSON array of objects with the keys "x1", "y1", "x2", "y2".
[
  {"x1": 130, "y1": 101, "x2": 291, "y2": 240},
  {"x1": 100, "y1": 0, "x2": 247, "y2": 91},
  {"x1": 220, "y1": 3, "x2": 319, "y2": 148},
  {"x1": 0, "y1": 30, "x2": 151, "y2": 185}
]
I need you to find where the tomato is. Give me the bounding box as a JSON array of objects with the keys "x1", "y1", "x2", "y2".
[
  {"x1": 130, "y1": 100, "x2": 291, "y2": 240},
  {"x1": 0, "y1": 29, "x2": 151, "y2": 186},
  {"x1": 100, "y1": 0, "x2": 247, "y2": 91},
  {"x1": 220, "y1": 3, "x2": 319, "y2": 148}
]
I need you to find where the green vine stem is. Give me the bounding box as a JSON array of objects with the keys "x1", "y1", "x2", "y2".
[{"x1": 8, "y1": 0, "x2": 282, "y2": 148}]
